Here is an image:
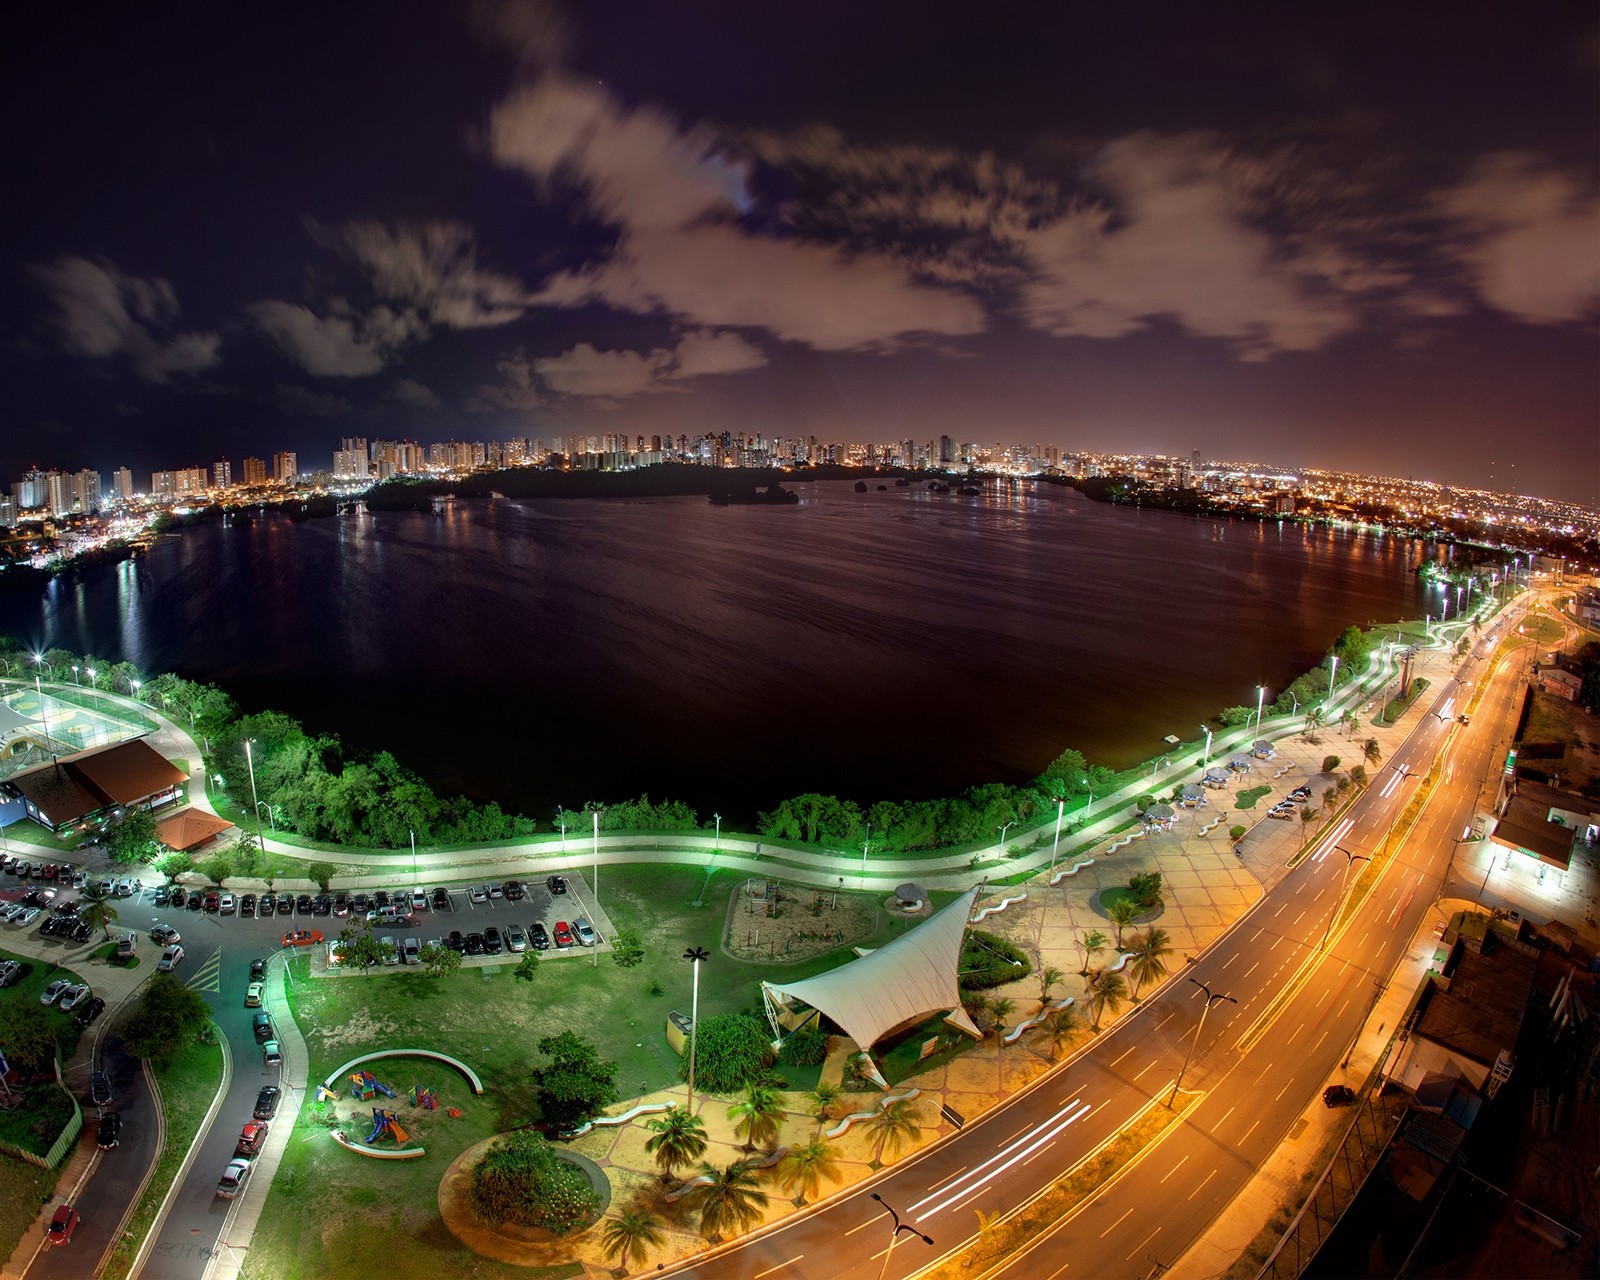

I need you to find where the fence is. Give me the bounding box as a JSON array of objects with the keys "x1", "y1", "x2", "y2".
[{"x1": 0, "y1": 1094, "x2": 83, "y2": 1169}]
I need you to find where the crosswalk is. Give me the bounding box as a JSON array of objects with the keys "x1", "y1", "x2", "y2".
[{"x1": 185, "y1": 946, "x2": 221, "y2": 994}]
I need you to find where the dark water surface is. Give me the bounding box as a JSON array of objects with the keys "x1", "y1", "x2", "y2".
[{"x1": 2, "y1": 481, "x2": 1426, "y2": 822}]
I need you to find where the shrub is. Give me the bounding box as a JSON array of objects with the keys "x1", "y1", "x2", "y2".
[
  {"x1": 959, "y1": 929, "x2": 1033, "y2": 991},
  {"x1": 467, "y1": 1130, "x2": 601, "y2": 1235},
  {"x1": 611, "y1": 927, "x2": 645, "y2": 968},
  {"x1": 680, "y1": 1014, "x2": 774, "y2": 1094},
  {"x1": 1127, "y1": 872, "x2": 1162, "y2": 910},
  {"x1": 1229, "y1": 825, "x2": 1247, "y2": 841},
  {"x1": 777, "y1": 1026, "x2": 830, "y2": 1068}
]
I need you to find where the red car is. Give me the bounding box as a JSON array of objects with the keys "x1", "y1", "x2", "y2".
[
  {"x1": 281, "y1": 929, "x2": 323, "y2": 948},
  {"x1": 46, "y1": 1204, "x2": 78, "y2": 1247},
  {"x1": 552, "y1": 921, "x2": 574, "y2": 949},
  {"x1": 237, "y1": 1120, "x2": 269, "y2": 1156}
]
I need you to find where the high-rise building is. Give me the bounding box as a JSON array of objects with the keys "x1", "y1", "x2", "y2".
[
  {"x1": 12, "y1": 469, "x2": 48, "y2": 511},
  {"x1": 151, "y1": 470, "x2": 177, "y2": 498},
  {"x1": 212, "y1": 460, "x2": 232, "y2": 489},
  {"x1": 47, "y1": 472, "x2": 70, "y2": 517},
  {"x1": 273, "y1": 451, "x2": 297, "y2": 481},
  {"x1": 176, "y1": 467, "x2": 207, "y2": 496},
  {"x1": 112, "y1": 468, "x2": 134, "y2": 501},
  {"x1": 69, "y1": 469, "x2": 102, "y2": 514},
  {"x1": 333, "y1": 437, "x2": 370, "y2": 480},
  {"x1": 242, "y1": 457, "x2": 267, "y2": 486},
  {"x1": 939, "y1": 435, "x2": 953, "y2": 464}
]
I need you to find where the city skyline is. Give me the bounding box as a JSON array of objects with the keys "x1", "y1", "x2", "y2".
[{"x1": 4, "y1": 3, "x2": 1597, "y2": 503}]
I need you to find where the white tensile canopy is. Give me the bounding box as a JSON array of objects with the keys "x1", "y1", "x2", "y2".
[
  {"x1": 762, "y1": 885, "x2": 983, "y2": 1050},
  {"x1": 0, "y1": 702, "x2": 43, "y2": 738}
]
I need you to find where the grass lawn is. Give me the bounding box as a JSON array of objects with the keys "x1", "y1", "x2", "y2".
[
  {"x1": 0, "y1": 947, "x2": 88, "y2": 1066},
  {"x1": 102, "y1": 1033, "x2": 225, "y2": 1280},
  {"x1": 0, "y1": 1156, "x2": 59, "y2": 1264},
  {"x1": 1234, "y1": 785, "x2": 1271, "y2": 810},
  {"x1": 243, "y1": 863, "x2": 921, "y2": 1279}
]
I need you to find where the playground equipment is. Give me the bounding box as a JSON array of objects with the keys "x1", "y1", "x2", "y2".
[
  {"x1": 409, "y1": 1084, "x2": 439, "y2": 1111},
  {"x1": 365, "y1": 1107, "x2": 410, "y2": 1145},
  {"x1": 350, "y1": 1070, "x2": 396, "y2": 1101}
]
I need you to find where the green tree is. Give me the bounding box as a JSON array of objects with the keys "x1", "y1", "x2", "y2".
[
  {"x1": 533, "y1": 1031, "x2": 618, "y2": 1131},
  {"x1": 197, "y1": 850, "x2": 234, "y2": 889},
  {"x1": 727, "y1": 1084, "x2": 786, "y2": 1153},
  {"x1": 1037, "y1": 964, "x2": 1066, "y2": 1004},
  {"x1": 777, "y1": 1139, "x2": 842, "y2": 1204},
  {"x1": 1321, "y1": 755, "x2": 1342, "y2": 774},
  {"x1": 1349, "y1": 764, "x2": 1369, "y2": 789},
  {"x1": 600, "y1": 1208, "x2": 666, "y2": 1273},
  {"x1": 338, "y1": 919, "x2": 384, "y2": 973},
  {"x1": 610, "y1": 926, "x2": 645, "y2": 968},
  {"x1": 1364, "y1": 737, "x2": 1383, "y2": 766},
  {"x1": 306, "y1": 861, "x2": 337, "y2": 893},
  {"x1": 1089, "y1": 972, "x2": 1128, "y2": 1031},
  {"x1": 1218, "y1": 705, "x2": 1252, "y2": 727},
  {"x1": 678, "y1": 1013, "x2": 774, "y2": 1094},
  {"x1": 689, "y1": 1160, "x2": 769, "y2": 1243},
  {"x1": 1127, "y1": 928, "x2": 1172, "y2": 1000},
  {"x1": 776, "y1": 1026, "x2": 830, "y2": 1067},
  {"x1": 1042, "y1": 1007, "x2": 1078, "y2": 1061},
  {"x1": 420, "y1": 942, "x2": 462, "y2": 979},
  {"x1": 1077, "y1": 929, "x2": 1107, "y2": 977},
  {"x1": 77, "y1": 883, "x2": 119, "y2": 941},
  {"x1": 643, "y1": 1105, "x2": 707, "y2": 1182},
  {"x1": 0, "y1": 1001, "x2": 59, "y2": 1075},
  {"x1": 863, "y1": 1098, "x2": 923, "y2": 1166},
  {"x1": 1343, "y1": 709, "x2": 1361, "y2": 737},
  {"x1": 152, "y1": 851, "x2": 192, "y2": 883},
  {"x1": 105, "y1": 806, "x2": 159, "y2": 865},
  {"x1": 499, "y1": 944, "x2": 534, "y2": 979},
  {"x1": 1106, "y1": 898, "x2": 1139, "y2": 949},
  {"x1": 807, "y1": 1082, "x2": 843, "y2": 1136},
  {"x1": 1127, "y1": 871, "x2": 1162, "y2": 910},
  {"x1": 467, "y1": 1130, "x2": 601, "y2": 1235},
  {"x1": 990, "y1": 996, "x2": 1016, "y2": 1038},
  {"x1": 1037, "y1": 746, "x2": 1089, "y2": 786},
  {"x1": 232, "y1": 831, "x2": 262, "y2": 879},
  {"x1": 121, "y1": 973, "x2": 211, "y2": 1067}
]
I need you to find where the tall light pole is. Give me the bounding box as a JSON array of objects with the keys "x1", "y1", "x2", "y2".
[
  {"x1": 556, "y1": 806, "x2": 567, "y2": 850},
  {"x1": 1327, "y1": 655, "x2": 1339, "y2": 702},
  {"x1": 713, "y1": 812, "x2": 721, "y2": 854},
  {"x1": 682, "y1": 946, "x2": 709, "y2": 1114},
  {"x1": 862, "y1": 821, "x2": 871, "y2": 879},
  {"x1": 1320, "y1": 845, "x2": 1370, "y2": 951},
  {"x1": 997, "y1": 820, "x2": 1015, "y2": 857},
  {"x1": 1169, "y1": 977, "x2": 1236, "y2": 1106},
  {"x1": 591, "y1": 809, "x2": 601, "y2": 969},
  {"x1": 85, "y1": 667, "x2": 96, "y2": 689},
  {"x1": 409, "y1": 828, "x2": 416, "y2": 886},
  {"x1": 131, "y1": 679, "x2": 141, "y2": 702},
  {"x1": 870, "y1": 1192, "x2": 934, "y2": 1280},
  {"x1": 71, "y1": 665, "x2": 79, "y2": 686},
  {"x1": 1083, "y1": 776, "x2": 1093, "y2": 819},
  {"x1": 243, "y1": 739, "x2": 265, "y2": 848},
  {"x1": 1049, "y1": 797, "x2": 1065, "y2": 874},
  {"x1": 1254, "y1": 685, "x2": 1266, "y2": 737},
  {"x1": 1200, "y1": 725, "x2": 1213, "y2": 767}
]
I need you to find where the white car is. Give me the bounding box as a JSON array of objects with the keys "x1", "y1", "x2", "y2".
[
  {"x1": 13, "y1": 907, "x2": 40, "y2": 928},
  {"x1": 59, "y1": 983, "x2": 91, "y2": 1011},
  {"x1": 151, "y1": 924, "x2": 181, "y2": 945},
  {"x1": 113, "y1": 879, "x2": 136, "y2": 898},
  {"x1": 244, "y1": 982, "x2": 264, "y2": 1008},
  {"x1": 468, "y1": 885, "x2": 488, "y2": 904},
  {"x1": 40, "y1": 979, "x2": 72, "y2": 1005},
  {"x1": 157, "y1": 944, "x2": 185, "y2": 972},
  {"x1": 262, "y1": 1040, "x2": 282, "y2": 1067},
  {"x1": 379, "y1": 936, "x2": 399, "y2": 965},
  {"x1": 0, "y1": 903, "x2": 23, "y2": 923},
  {"x1": 217, "y1": 1157, "x2": 253, "y2": 1199},
  {"x1": 219, "y1": 893, "x2": 236, "y2": 914}
]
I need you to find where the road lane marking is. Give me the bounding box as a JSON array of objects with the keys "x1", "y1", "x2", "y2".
[
  {"x1": 1212, "y1": 1106, "x2": 1235, "y2": 1132},
  {"x1": 1313, "y1": 1031, "x2": 1329, "y2": 1051},
  {"x1": 1099, "y1": 1206, "x2": 1136, "y2": 1238},
  {"x1": 1111, "y1": 1046, "x2": 1136, "y2": 1067},
  {"x1": 1158, "y1": 1154, "x2": 1191, "y2": 1184},
  {"x1": 921, "y1": 1165, "x2": 970, "y2": 1195},
  {"x1": 755, "y1": 1257, "x2": 803, "y2": 1277},
  {"x1": 1274, "y1": 1079, "x2": 1294, "y2": 1101},
  {"x1": 844, "y1": 1211, "x2": 888, "y2": 1236},
  {"x1": 1132, "y1": 1061, "x2": 1156, "y2": 1082},
  {"x1": 1154, "y1": 1010, "x2": 1176, "y2": 1031},
  {"x1": 1220, "y1": 955, "x2": 1235, "y2": 971},
  {"x1": 1129, "y1": 1226, "x2": 1163, "y2": 1260},
  {"x1": 1292, "y1": 910, "x2": 1305, "y2": 926},
  {"x1": 1243, "y1": 961, "x2": 1260, "y2": 980},
  {"x1": 912, "y1": 1101, "x2": 1092, "y2": 1221},
  {"x1": 1245, "y1": 1119, "x2": 1263, "y2": 1141},
  {"x1": 1188, "y1": 1169, "x2": 1218, "y2": 1200}
]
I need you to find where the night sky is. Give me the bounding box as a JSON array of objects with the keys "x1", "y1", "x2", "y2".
[{"x1": 5, "y1": 1, "x2": 1597, "y2": 503}]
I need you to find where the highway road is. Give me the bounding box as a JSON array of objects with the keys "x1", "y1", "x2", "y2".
[{"x1": 677, "y1": 610, "x2": 1529, "y2": 1279}]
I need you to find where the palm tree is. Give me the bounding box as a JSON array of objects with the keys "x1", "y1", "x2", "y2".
[
  {"x1": 807, "y1": 1082, "x2": 842, "y2": 1136},
  {"x1": 989, "y1": 996, "x2": 1016, "y2": 1037},
  {"x1": 1343, "y1": 709, "x2": 1360, "y2": 737},
  {"x1": 601, "y1": 1209, "x2": 666, "y2": 1273},
  {"x1": 1037, "y1": 964, "x2": 1065, "y2": 1005},
  {"x1": 690, "y1": 1160, "x2": 769, "y2": 1243},
  {"x1": 1088, "y1": 972, "x2": 1128, "y2": 1031},
  {"x1": 1127, "y1": 928, "x2": 1172, "y2": 1000},
  {"x1": 77, "y1": 884, "x2": 118, "y2": 942},
  {"x1": 644, "y1": 1105, "x2": 707, "y2": 1182},
  {"x1": 962, "y1": 991, "x2": 993, "y2": 1035},
  {"x1": 1107, "y1": 898, "x2": 1139, "y2": 949},
  {"x1": 1077, "y1": 929, "x2": 1107, "y2": 977},
  {"x1": 863, "y1": 1098, "x2": 923, "y2": 1166},
  {"x1": 1364, "y1": 737, "x2": 1382, "y2": 766},
  {"x1": 1042, "y1": 1007, "x2": 1078, "y2": 1060},
  {"x1": 727, "y1": 1084, "x2": 786, "y2": 1153},
  {"x1": 776, "y1": 1138, "x2": 842, "y2": 1204}
]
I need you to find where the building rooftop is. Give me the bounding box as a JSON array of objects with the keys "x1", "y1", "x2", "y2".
[{"x1": 1413, "y1": 942, "x2": 1538, "y2": 1071}]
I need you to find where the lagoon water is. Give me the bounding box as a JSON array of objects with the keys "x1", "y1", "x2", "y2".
[{"x1": 2, "y1": 481, "x2": 1426, "y2": 822}]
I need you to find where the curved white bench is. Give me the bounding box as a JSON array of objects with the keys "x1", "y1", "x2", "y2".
[
  {"x1": 822, "y1": 1087, "x2": 922, "y2": 1140},
  {"x1": 323, "y1": 1049, "x2": 485, "y2": 1095},
  {"x1": 331, "y1": 1128, "x2": 427, "y2": 1160},
  {"x1": 970, "y1": 894, "x2": 1027, "y2": 923},
  {"x1": 561, "y1": 1100, "x2": 676, "y2": 1138},
  {"x1": 1051, "y1": 858, "x2": 1094, "y2": 884},
  {"x1": 1002, "y1": 996, "x2": 1076, "y2": 1044}
]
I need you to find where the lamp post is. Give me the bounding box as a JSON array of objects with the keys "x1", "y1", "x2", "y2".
[
  {"x1": 1327, "y1": 655, "x2": 1339, "y2": 702},
  {"x1": 1049, "y1": 798, "x2": 1065, "y2": 875},
  {"x1": 591, "y1": 809, "x2": 601, "y2": 969},
  {"x1": 682, "y1": 946, "x2": 709, "y2": 1114},
  {"x1": 256, "y1": 801, "x2": 275, "y2": 834},
  {"x1": 996, "y1": 820, "x2": 1015, "y2": 858},
  {"x1": 71, "y1": 665, "x2": 79, "y2": 686},
  {"x1": 409, "y1": 828, "x2": 416, "y2": 885},
  {"x1": 189, "y1": 1227, "x2": 245, "y2": 1267},
  {"x1": 713, "y1": 812, "x2": 721, "y2": 854},
  {"x1": 1200, "y1": 725, "x2": 1213, "y2": 767},
  {"x1": 1320, "y1": 845, "x2": 1370, "y2": 951},
  {"x1": 1252, "y1": 685, "x2": 1266, "y2": 737},
  {"x1": 130, "y1": 679, "x2": 141, "y2": 702},
  {"x1": 1083, "y1": 777, "x2": 1093, "y2": 819},
  {"x1": 870, "y1": 1192, "x2": 934, "y2": 1280},
  {"x1": 243, "y1": 739, "x2": 265, "y2": 849},
  {"x1": 862, "y1": 821, "x2": 871, "y2": 879},
  {"x1": 85, "y1": 667, "x2": 96, "y2": 689},
  {"x1": 1169, "y1": 977, "x2": 1236, "y2": 1106},
  {"x1": 556, "y1": 807, "x2": 567, "y2": 850}
]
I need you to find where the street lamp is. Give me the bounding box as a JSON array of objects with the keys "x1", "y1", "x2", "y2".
[
  {"x1": 71, "y1": 665, "x2": 79, "y2": 686},
  {"x1": 1320, "y1": 845, "x2": 1370, "y2": 951},
  {"x1": 1200, "y1": 725, "x2": 1213, "y2": 767},
  {"x1": 862, "y1": 821, "x2": 871, "y2": 878},
  {"x1": 1254, "y1": 685, "x2": 1266, "y2": 736},
  {"x1": 85, "y1": 667, "x2": 95, "y2": 688},
  {"x1": 1169, "y1": 977, "x2": 1236, "y2": 1106},
  {"x1": 243, "y1": 739, "x2": 265, "y2": 848},
  {"x1": 189, "y1": 1227, "x2": 245, "y2": 1266},
  {"x1": 34, "y1": 676, "x2": 54, "y2": 752},
  {"x1": 1049, "y1": 797, "x2": 1065, "y2": 874},
  {"x1": 409, "y1": 828, "x2": 416, "y2": 884},
  {"x1": 869, "y1": 1192, "x2": 934, "y2": 1280},
  {"x1": 713, "y1": 812, "x2": 721, "y2": 854},
  {"x1": 130, "y1": 679, "x2": 141, "y2": 702},
  {"x1": 256, "y1": 801, "x2": 275, "y2": 834},
  {"x1": 1083, "y1": 776, "x2": 1093, "y2": 819},
  {"x1": 556, "y1": 806, "x2": 567, "y2": 850},
  {"x1": 682, "y1": 946, "x2": 709, "y2": 1114},
  {"x1": 1327, "y1": 655, "x2": 1339, "y2": 702},
  {"x1": 996, "y1": 820, "x2": 1015, "y2": 857},
  {"x1": 591, "y1": 809, "x2": 601, "y2": 969}
]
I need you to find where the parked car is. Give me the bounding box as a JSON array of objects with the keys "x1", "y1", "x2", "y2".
[
  {"x1": 252, "y1": 1012, "x2": 274, "y2": 1042},
  {"x1": 45, "y1": 1204, "x2": 79, "y2": 1247},
  {"x1": 186, "y1": 892, "x2": 204, "y2": 912},
  {"x1": 262, "y1": 1040, "x2": 282, "y2": 1067},
  {"x1": 244, "y1": 982, "x2": 264, "y2": 1008},
  {"x1": 254, "y1": 1086, "x2": 281, "y2": 1119},
  {"x1": 0, "y1": 959, "x2": 22, "y2": 987},
  {"x1": 468, "y1": 885, "x2": 488, "y2": 904},
  {"x1": 151, "y1": 925, "x2": 181, "y2": 945},
  {"x1": 573, "y1": 918, "x2": 597, "y2": 947},
  {"x1": 157, "y1": 944, "x2": 185, "y2": 972},
  {"x1": 295, "y1": 894, "x2": 314, "y2": 914},
  {"x1": 116, "y1": 932, "x2": 137, "y2": 960},
  {"x1": 275, "y1": 893, "x2": 293, "y2": 914},
  {"x1": 14, "y1": 907, "x2": 40, "y2": 928},
  {"x1": 203, "y1": 891, "x2": 220, "y2": 913},
  {"x1": 71, "y1": 921, "x2": 92, "y2": 943},
  {"x1": 73, "y1": 997, "x2": 106, "y2": 1027},
  {"x1": 40, "y1": 979, "x2": 72, "y2": 1006},
  {"x1": 236, "y1": 1121, "x2": 269, "y2": 1157},
  {"x1": 333, "y1": 893, "x2": 350, "y2": 917},
  {"x1": 350, "y1": 893, "x2": 370, "y2": 915},
  {"x1": 431, "y1": 887, "x2": 450, "y2": 910},
  {"x1": 96, "y1": 1112, "x2": 121, "y2": 1150},
  {"x1": 547, "y1": 875, "x2": 567, "y2": 896},
  {"x1": 90, "y1": 1071, "x2": 112, "y2": 1106},
  {"x1": 401, "y1": 936, "x2": 420, "y2": 965},
  {"x1": 1288, "y1": 784, "x2": 1312, "y2": 802},
  {"x1": 464, "y1": 932, "x2": 485, "y2": 955},
  {"x1": 59, "y1": 983, "x2": 91, "y2": 1011},
  {"x1": 240, "y1": 893, "x2": 257, "y2": 917},
  {"x1": 445, "y1": 931, "x2": 465, "y2": 952},
  {"x1": 281, "y1": 929, "x2": 322, "y2": 947},
  {"x1": 313, "y1": 894, "x2": 333, "y2": 915},
  {"x1": 529, "y1": 921, "x2": 550, "y2": 950},
  {"x1": 257, "y1": 894, "x2": 274, "y2": 918},
  {"x1": 411, "y1": 890, "x2": 428, "y2": 912},
  {"x1": 379, "y1": 936, "x2": 399, "y2": 965},
  {"x1": 217, "y1": 1157, "x2": 253, "y2": 1198},
  {"x1": 250, "y1": 957, "x2": 266, "y2": 981},
  {"x1": 70, "y1": 871, "x2": 89, "y2": 889},
  {"x1": 482, "y1": 926, "x2": 504, "y2": 955},
  {"x1": 553, "y1": 921, "x2": 574, "y2": 949},
  {"x1": 113, "y1": 878, "x2": 135, "y2": 897},
  {"x1": 506, "y1": 926, "x2": 528, "y2": 952},
  {"x1": 1322, "y1": 1084, "x2": 1356, "y2": 1108},
  {"x1": 502, "y1": 881, "x2": 526, "y2": 901}
]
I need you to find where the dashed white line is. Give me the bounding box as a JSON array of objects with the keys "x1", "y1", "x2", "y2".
[
  {"x1": 1158, "y1": 1154, "x2": 1191, "y2": 1184},
  {"x1": 1243, "y1": 961, "x2": 1260, "y2": 980},
  {"x1": 1100, "y1": 1206, "x2": 1136, "y2": 1238},
  {"x1": 1188, "y1": 1169, "x2": 1218, "y2": 1200},
  {"x1": 1212, "y1": 1106, "x2": 1235, "y2": 1133},
  {"x1": 756, "y1": 1257, "x2": 803, "y2": 1277}
]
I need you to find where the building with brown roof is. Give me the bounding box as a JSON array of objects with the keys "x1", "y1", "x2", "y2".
[
  {"x1": 1387, "y1": 939, "x2": 1538, "y2": 1094},
  {"x1": 5, "y1": 740, "x2": 188, "y2": 832}
]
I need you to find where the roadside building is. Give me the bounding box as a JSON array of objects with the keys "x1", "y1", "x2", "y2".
[
  {"x1": 1535, "y1": 666, "x2": 1582, "y2": 702},
  {"x1": 1486, "y1": 778, "x2": 1598, "y2": 875},
  {"x1": 4, "y1": 740, "x2": 188, "y2": 833}
]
